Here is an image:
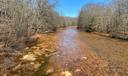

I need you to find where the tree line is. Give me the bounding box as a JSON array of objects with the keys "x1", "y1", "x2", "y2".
[
  {"x1": 78, "y1": 0, "x2": 128, "y2": 39},
  {"x1": 0, "y1": 0, "x2": 64, "y2": 48}
]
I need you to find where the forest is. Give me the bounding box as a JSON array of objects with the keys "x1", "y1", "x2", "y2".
[{"x1": 78, "y1": 0, "x2": 128, "y2": 39}]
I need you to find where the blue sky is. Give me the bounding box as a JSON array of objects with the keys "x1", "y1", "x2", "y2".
[{"x1": 54, "y1": 0, "x2": 111, "y2": 17}]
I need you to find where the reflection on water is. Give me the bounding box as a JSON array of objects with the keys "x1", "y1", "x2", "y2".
[{"x1": 58, "y1": 27, "x2": 79, "y2": 49}]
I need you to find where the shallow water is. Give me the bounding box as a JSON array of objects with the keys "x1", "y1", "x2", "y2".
[{"x1": 49, "y1": 26, "x2": 128, "y2": 76}]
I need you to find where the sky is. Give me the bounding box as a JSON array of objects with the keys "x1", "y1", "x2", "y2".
[{"x1": 54, "y1": 0, "x2": 111, "y2": 17}]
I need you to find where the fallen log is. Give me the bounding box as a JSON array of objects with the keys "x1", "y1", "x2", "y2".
[{"x1": 110, "y1": 33, "x2": 128, "y2": 40}]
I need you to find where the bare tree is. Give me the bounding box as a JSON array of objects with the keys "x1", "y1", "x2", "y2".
[
  {"x1": 78, "y1": 1, "x2": 128, "y2": 39},
  {"x1": 0, "y1": 0, "x2": 61, "y2": 48}
]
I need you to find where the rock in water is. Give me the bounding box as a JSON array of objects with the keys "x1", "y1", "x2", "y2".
[
  {"x1": 75, "y1": 69, "x2": 81, "y2": 72},
  {"x1": 81, "y1": 57, "x2": 87, "y2": 60},
  {"x1": 62, "y1": 71, "x2": 72, "y2": 76}
]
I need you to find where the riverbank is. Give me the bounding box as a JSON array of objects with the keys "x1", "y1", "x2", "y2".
[{"x1": 0, "y1": 34, "x2": 57, "y2": 76}]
